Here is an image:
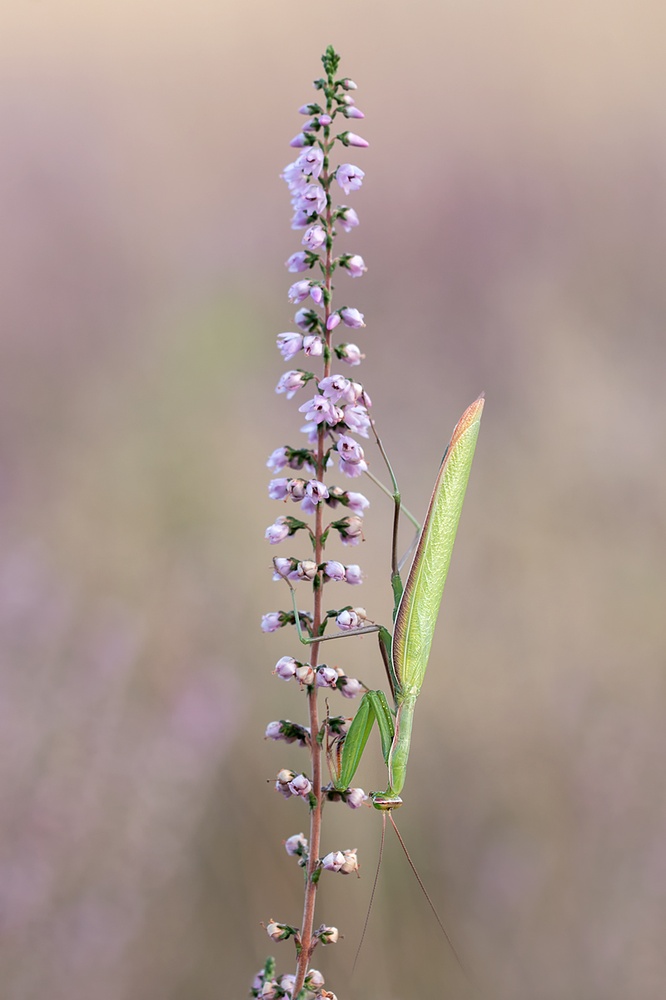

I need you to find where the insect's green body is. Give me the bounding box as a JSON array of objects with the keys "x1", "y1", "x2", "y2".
[{"x1": 335, "y1": 396, "x2": 484, "y2": 809}]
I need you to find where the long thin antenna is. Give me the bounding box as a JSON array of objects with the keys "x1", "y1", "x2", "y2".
[
  {"x1": 351, "y1": 812, "x2": 387, "y2": 976},
  {"x1": 388, "y1": 812, "x2": 468, "y2": 979}
]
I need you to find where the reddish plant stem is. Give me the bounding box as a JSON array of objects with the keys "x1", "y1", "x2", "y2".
[{"x1": 292, "y1": 130, "x2": 335, "y2": 997}]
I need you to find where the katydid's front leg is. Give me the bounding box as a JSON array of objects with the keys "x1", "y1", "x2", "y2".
[{"x1": 282, "y1": 573, "x2": 385, "y2": 646}]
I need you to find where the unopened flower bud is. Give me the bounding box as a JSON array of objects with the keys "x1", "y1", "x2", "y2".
[
  {"x1": 342, "y1": 131, "x2": 369, "y2": 148},
  {"x1": 344, "y1": 106, "x2": 365, "y2": 119},
  {"x1": 288, "y1": 773, "x2": 312, "y2": 797},
  {"x1": 289, "y1": 133, "x2": 308, "y2": 147},
  {"x1": 318, "y1": 113, "x2": 332, "y2": 125},
  {"x1": 337, "y1": 342, "x2": 364, "y2": 365},
  {"x1": 326, "y1": 312, "x2": 341, "y2": 331},
  {"x1": 344, "y1": 564, "x2": 363, "y2": 585},
  {"x1": 340, "y1": 306, "x2": 365, "y2": 328},
  {"x1": 284, "y1": 832, "x2": 308, "y2": 856}
]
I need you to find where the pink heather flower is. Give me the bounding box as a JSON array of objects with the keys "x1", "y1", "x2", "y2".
[
  {"x1": 345, "y1": 491, "x2": 370, "y2": 515},
  {"x1": 302, "y1": 119, "x2": 317, "y2": 132},
  {"x1": 305, "y1": 480, "x2": 329, "y2": 503},
  {"x1": 294, "y1": 308, "x2": 314, "y2": 331},
  {"x1": 298, "y1": 395, "x2": 341, "y2": 426},
  {"x1": 300, "y1": 421, "x2": 319, "y2": 443},
  {"x1": 277, "y1": 332, "x2": 303, "y2": 359},
  {"x1": 272, "y1": 556, "x2": 293, "y2": 579},
  {"x1": 299, "y1": 496, "x2": 318, "y2": 515},
  {"x1": 279, "y1": 974, "x2": 297, "y2": 995},
  {"x1": 338, "y1": 343, "x2": 364, "y2": 365},
  {"x1": 339, "y1": 847, "x2": 360, "y2": 874},
  {"x1": 346, "y1": 787, "x2": 368, "y2": 808},
  {"x1": 316, "y1": 666, "x2": 339, "y2": 689},
  {"x1": 321, "y1": 851, "x2": 345, "y2": 872},
  {"x1": 326, "y1": 312, "x2": 341, "y2": 331},
  {"x1": 339, "y1": 93, "x2": 355, "y2": 106},
  {"x1": 345, "y1": 564, "x2": 363, "y2": 585},
  {"x1": 341, "y1": 78, "x2": 358, "y2": 90},
  {"x1": 261, "y1": 612, "x2": 283, "y2": 633},
  {"x1": 318, "y1": 114, "x2": 332, "y2": 125},
  {"x1": 285, "y1": 832, "x2": 308, "y2": 856},
  {"x1": 297, "y1": 147, "x2": 324, "y2": 178},
  {"x1": 303, "y1": 334, "x2": 324, "y2": 357},
  {"x1": 282, "y1": 160, "x2": 309, "y2": 192},
  {"x1": 336, "y1": 164, "x2": 365, "y2": 195},
  {"x1": 288, "y1": 281, "x2": 311, "y2": 304},
  {"x1": 305, "y1": 970, "x2": 325, "y2": 991},
  {"x1": 290, "y1": 207, "x2": 311, "y2": 229},
  {"x1": 340, "y1": 676, "x2": 364, "y2": 698},
  {"x1": 297, "y1": 560, "x2": 317, "y2": 581},
  {"x1": 288, "y1": 773, "x2": 312, "y2": 797},
  {"x1": 274, "y1": 655, "x2": 298, "y2": 680},
  {"x1": 295, "y1": 662, "x2": 316, "y2": 685},
  {"x1": 340, "y1": 307, "x2": 365, "y2": 328},
  {"x1": 344, "y1": 106, "x2": 365, "y2": 119},
  {"x1": 265, "y1": 517, "x2": 291, "y2": 544},
  {"x1": 317, "y1": 925, "x2": 340, "y2": 944},
  {"x1": 298, "y1": 103, "x2": 315, "y2": 115},
  {"x1": 342, "y1": 404, "x2": 371, "y2": 437},
  {"x1": 285, "y1": 251, "x2": 310, "y2": 273},
  {"x1": 337, "y1": 206, "x2": 360, "y2": 232},
  {"x1": 286, "y1": 478, "x2": 306, "y2": 500},
  {"x1": 339, "y1": 515, "x2": 365, "y2": 544},
  {"x1": 265, "y1": 721, "x2": 283, "y2": 740},
  {"x1": 276, "y1": 370, "x2": 307, "y2": 399},
  {"x1": 268, "y1": 478, "x2": 290, "y2": 500},
  {"x1": 302, "y1": 225, "x2": 326, "y2": 251},
  {"x1": 342, "y1": 131, "x2": 369, "y2": 148},
  {"x1": 309, "y1": 284, "x2": 323, "y2": 305},
  {"x1": 318, "y1": 374, "x2": 351, "y2": 403},
  {"x1": 267, "y1": 446, "x2": 288, "y2": 472},
  {"x1": 301, "y1": 184, "x2": 327, "y2": 215},
  {"x1": 289, "y1": 133, "x2": 308, "y2": 147},
  {"x1": 336, "y1": 607, "x2": 367, "y2": 630},
  {"x1": 339, "y1": 456, "x2": 367, "y2": 478},
  {"x1": 323, "y1": 560, "x2": 346, "y2": 582},
  {"x1": 345, "y1": 254, "x2": 367, "y2": 277},
  {"x1": 337, "y1": 435, "x2": 365, "y2": 465}
]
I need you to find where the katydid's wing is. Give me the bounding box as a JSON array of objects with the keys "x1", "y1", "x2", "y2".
[{"x1": 392, "y1": 395, "x2": 483, "y2": 696}]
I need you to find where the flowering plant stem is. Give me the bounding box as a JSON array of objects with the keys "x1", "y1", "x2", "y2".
[{"x1": 256, "y1": 45, "x2": 482, "y2": 1000}]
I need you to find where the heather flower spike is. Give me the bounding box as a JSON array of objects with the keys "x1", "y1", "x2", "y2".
[{"x1": 255, "y1": 45, "x2": 483, "y2": 997}]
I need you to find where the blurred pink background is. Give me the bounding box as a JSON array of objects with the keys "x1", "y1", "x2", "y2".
[{"x1": 1, "y1": 2, "x2": 665, "y2": 998}]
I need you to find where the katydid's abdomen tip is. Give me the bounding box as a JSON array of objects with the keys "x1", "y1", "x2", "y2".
[{"x1": 371, "y1": 793, "x2": 403, "y2": 810}]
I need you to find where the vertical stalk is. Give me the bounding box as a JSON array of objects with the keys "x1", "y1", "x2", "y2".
[{"x1": 292, "y1": 91, "x2": 335, "y2": 999}]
